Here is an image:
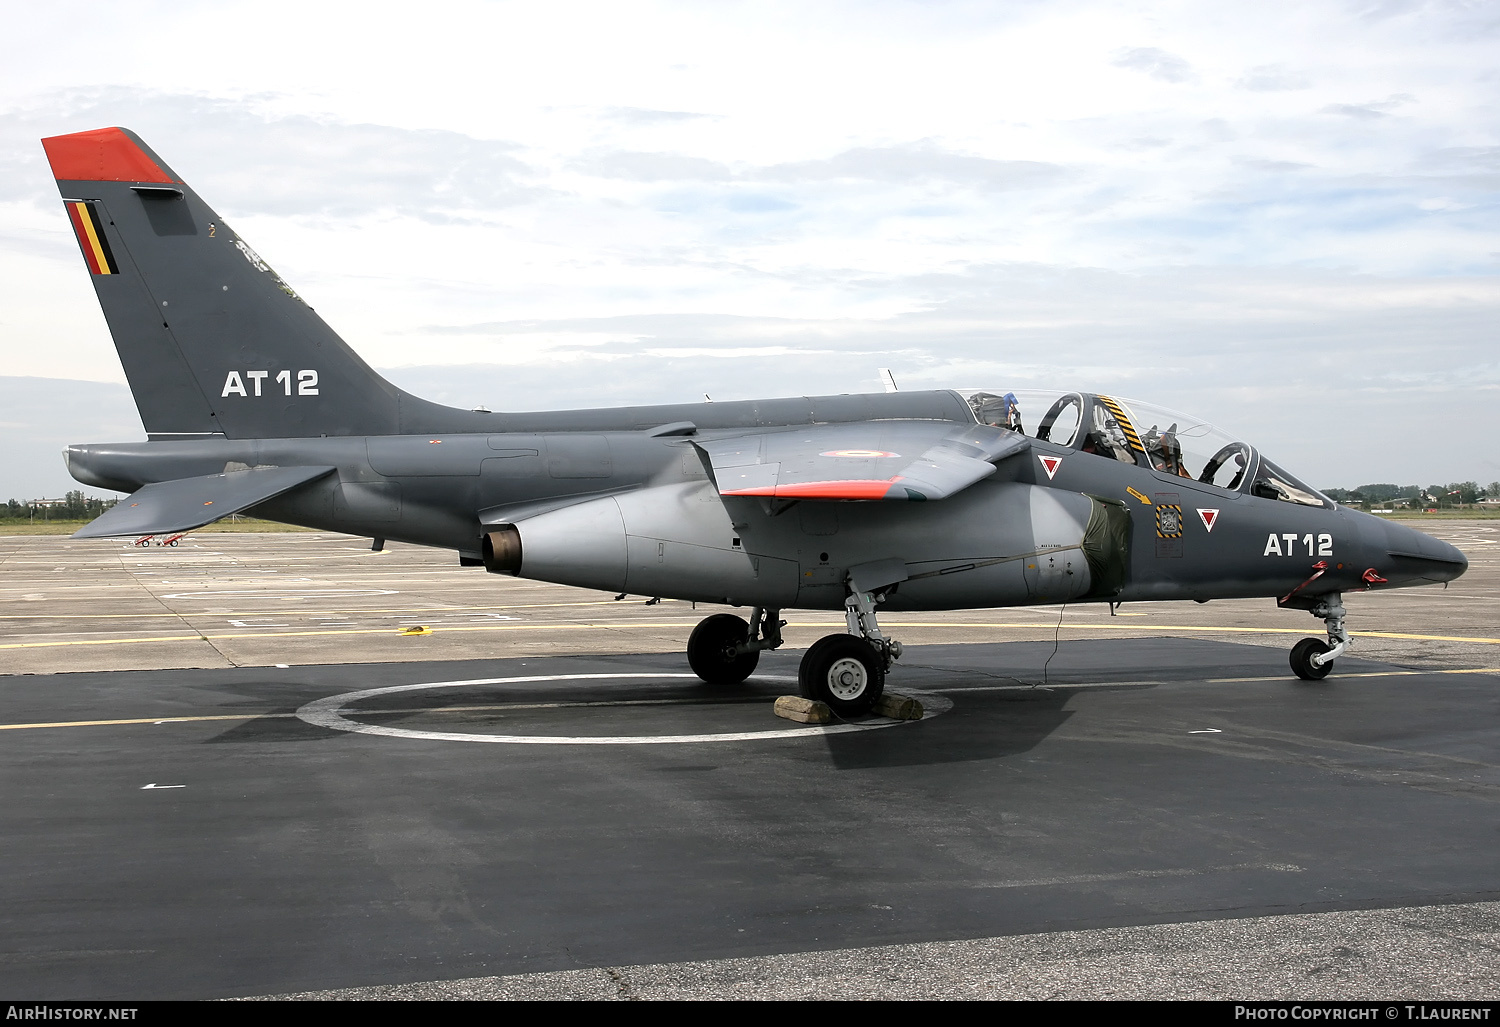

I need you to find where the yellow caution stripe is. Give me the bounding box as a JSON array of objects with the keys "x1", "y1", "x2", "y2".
[{"x1": 1098, "y1": 394, "x2": 1145, "y2": 454}]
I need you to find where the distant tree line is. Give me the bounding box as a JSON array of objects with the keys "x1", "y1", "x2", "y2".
[
  {"x1": 3, "y1": 481, "x2": 1496, "y2": 524},
  {"x1": 1322, "y1": 482, "x2": 1500, "y2": 509},
  {"x1": 2, "y1": 491, "x2": 119, "y2": 521}
]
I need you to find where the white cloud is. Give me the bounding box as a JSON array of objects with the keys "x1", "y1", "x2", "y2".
[
  {"x1": 1112, "y1": 47, "x2": 1195, "y2": 84},
  {"x1": 1320, "y1": 94, "x2": 1417, "y2": 119},
  {"x1": 1237, "y1": 64, "x2": 1312, "y2": 92}
]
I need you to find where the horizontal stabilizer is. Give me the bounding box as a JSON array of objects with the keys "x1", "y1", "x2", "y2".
[
  {"x1": 73, "y1": 466, "x2": 335, "y2": 539},
  {"x1": 697, "y1": 421, "x2": 1030, "y2": 501}
]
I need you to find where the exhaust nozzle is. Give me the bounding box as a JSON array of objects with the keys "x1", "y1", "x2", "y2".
[{"x1": 482, "y1": 526, "x2": 522, "y2": 575}]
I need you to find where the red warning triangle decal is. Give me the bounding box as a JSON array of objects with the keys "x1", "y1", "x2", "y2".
[
  {"x1": 1038, "y1": 455, "x2": 1062, "y2": 480},
  {"x1": 1198, "y1": 508, "x2": 1219, "y2": 532}
]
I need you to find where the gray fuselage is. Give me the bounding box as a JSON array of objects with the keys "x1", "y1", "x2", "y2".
[{"x1": 64, "y1": 388, "x2": 1467, "y2": 613}]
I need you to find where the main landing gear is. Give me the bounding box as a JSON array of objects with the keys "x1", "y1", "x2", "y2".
[
  {"x1": 1289, "y1": 593, "x2": 1349, "y2": 681},
  {"x1": 687, "y1": 606, "x2": 785, "y2": 685},
  {"x1": 685, "y1": 587, "x2": 903, "y2": 718},
  {"x1": 798, "y1": 586, "x2": 901, "y2": 718}
]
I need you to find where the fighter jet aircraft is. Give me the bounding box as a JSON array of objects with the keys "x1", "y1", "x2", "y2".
[{"x1": 43, "y1": 127, "x2": 1468, "y2": 716}]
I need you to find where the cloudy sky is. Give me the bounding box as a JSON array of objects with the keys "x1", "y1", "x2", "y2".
[{"x1": 1, "y1": 0, "x2": 1497, "y2": 497}]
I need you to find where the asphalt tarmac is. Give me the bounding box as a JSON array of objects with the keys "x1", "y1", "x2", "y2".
[{"x1": 0, "y1": 523, "x2": 1496, "y2": 1000}]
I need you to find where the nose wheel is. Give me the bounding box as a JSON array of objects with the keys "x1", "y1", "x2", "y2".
[
  {"x1": 1288, "y1": 593, "x2": 1347, "y2": 681},
  {"x1": 1290, "y1": 637, "x2": 1333, "y2": 680}
]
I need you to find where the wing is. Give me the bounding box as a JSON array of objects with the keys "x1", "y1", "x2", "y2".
[
  {"x1": 694, "y1": 421, "x2": 1029, "y2": 501},
  {"x1": 72, "y1": 465, "x2": 335, "y2": 538}
]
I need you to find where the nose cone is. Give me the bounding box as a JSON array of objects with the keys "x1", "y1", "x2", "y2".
[{"x1": 1378, "y1": 518, "x2": 1467, "y2": 585}]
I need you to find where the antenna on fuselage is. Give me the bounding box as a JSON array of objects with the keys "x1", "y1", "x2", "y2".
[{"x1": 878, "y1": 368, "x2": 898, "y2": 393}]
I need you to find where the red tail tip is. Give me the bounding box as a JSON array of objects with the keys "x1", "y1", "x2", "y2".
[{"x1": 41, "y1": 127, "x2": 175, "y2": 184}]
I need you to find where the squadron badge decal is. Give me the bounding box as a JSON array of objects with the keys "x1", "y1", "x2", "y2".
[{"x1": 1155, "y1": 504, "x2": 1184, "y2": 539}]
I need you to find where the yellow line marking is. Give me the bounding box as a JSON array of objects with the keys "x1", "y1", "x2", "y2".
[
  {"x1": 1, "y1": 622, "x2": 728, "y2": 649},
  {"x1": 0, "y1": 628, "x2": 418, "y2": 649},
  {"x1": 1206, "y1": 668, "x2": 1500, "y2": 683},
  {"x1": 0, "y1": 599, "x2": 641, "y2": 619},
  {"x1": 1332, "y1": 630, "x2": 1500, "y2": 644},
  {"x1": 873, "y1": 623, "x2": 1500, "y2": 644},
  {"x1": 4, "y1": 620, "x2": 1500, "y2": 651}
]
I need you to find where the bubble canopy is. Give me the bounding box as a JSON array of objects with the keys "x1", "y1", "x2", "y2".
[{"x1": 957, "y1": 389, "x2": 1329, "y2": 508}]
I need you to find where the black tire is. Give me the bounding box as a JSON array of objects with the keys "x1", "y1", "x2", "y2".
[
  {"x1": 798, "y1": 634, "x2": 885, "y2": 718},
  {"x1": 1290, "y1": 637, "x2": 1333, "y2": 680},
  {"x1": 687, "y1": 614, "x2": 759, "y2": 685}
]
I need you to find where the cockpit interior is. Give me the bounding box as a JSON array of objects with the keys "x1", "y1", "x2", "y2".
[{"x1": 960, "y1": 389, "x2": 1328, "y2": 508}]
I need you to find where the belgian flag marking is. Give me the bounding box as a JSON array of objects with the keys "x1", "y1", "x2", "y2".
[{"x1": 65, "y1": 201, "x2": 118, "y2": 275}]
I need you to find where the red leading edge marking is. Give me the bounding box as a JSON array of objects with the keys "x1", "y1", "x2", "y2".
[
  {"x1": 41, "y1": 127, "x2": 175, "y2": 183},
  {"x1": 721, "y1": 477, "x2": 902, "y2": 499}
]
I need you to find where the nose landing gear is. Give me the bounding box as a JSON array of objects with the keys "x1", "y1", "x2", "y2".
[{"x1": 1289, "y1": 593, "x2": 1348, "y2": 681}]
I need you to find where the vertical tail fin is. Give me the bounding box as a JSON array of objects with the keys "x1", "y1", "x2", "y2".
[{"x1": 43, "y1": 127, "x2": 404, "y2": 440}]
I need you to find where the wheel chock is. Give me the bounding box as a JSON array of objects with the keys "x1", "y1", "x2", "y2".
[
  {"x1": 875, "y1": 693, "x2": 924, "y2": 720},
  {"x1": 773, "y1": 695, "x2": 833, "y2": 724}
]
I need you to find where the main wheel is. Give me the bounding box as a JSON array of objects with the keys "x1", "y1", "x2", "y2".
[
  {"x1": 687, "y1": 614, "x2": 760, "y2": 685},
  {"x1": 1290, "y1": 637, "x2": 1333, "y2": 681},
  {"x1": 798, "y1": 634, "x2": 885, "y2": 718}
]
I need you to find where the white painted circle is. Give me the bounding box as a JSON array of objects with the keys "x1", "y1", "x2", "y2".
[{"x1": 295, "y1": 672, "x2": 952, "y2": 745}]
